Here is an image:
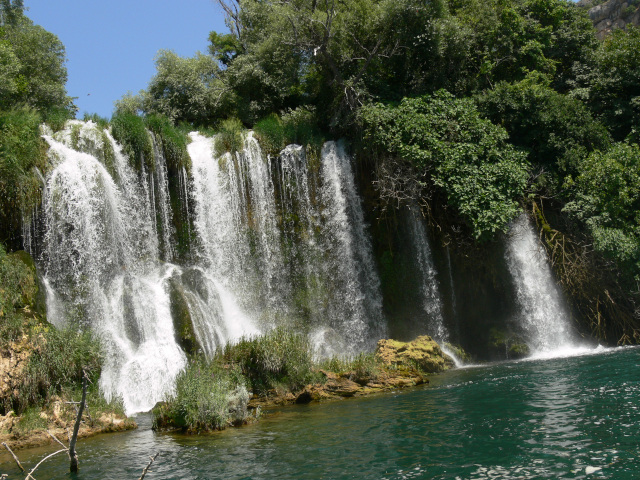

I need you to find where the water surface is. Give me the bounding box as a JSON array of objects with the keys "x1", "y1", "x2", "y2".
[{"x1": 5, "y1": 347, "x2": 639, "y2": 479}]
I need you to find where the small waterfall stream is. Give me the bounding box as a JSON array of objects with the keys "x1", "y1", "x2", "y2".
[{"x1": 505, "y1": 214, "x2": 575, "y2": 354}]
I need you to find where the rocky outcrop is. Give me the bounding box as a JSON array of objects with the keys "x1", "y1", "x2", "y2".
[
  {"x1": 249, "y1": 368, "x2": 427, "y2": 409},
  {"x1": 578, "y1": 0, "x2": 640, "y2": 39},
  {"x1": 375, "y1": 336, "x2": 455, "y2": 373}
]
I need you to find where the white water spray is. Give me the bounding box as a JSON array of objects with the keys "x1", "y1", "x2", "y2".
[{"x1": 506, "y1": 214, "x2": 575, "y2": 354}]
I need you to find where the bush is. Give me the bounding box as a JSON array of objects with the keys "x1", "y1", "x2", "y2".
[
  {"x1": 221, "y1": 327, "x2": 319, "y2": 395},
  {"x1": 110, "y1": 111, "x2": 154, "y2": 171},
  {"x1": 0, "y1": 108, "x2": 47, "y2": 246},
  {"x1": 563, "y1": 142, "x2": 640, "y2": 284},
  {"x1": 214, "y1": 117, "x2": 246, "y2": 157},
  {"x1": 153, "y1": 358, "x2": 248, "y2": 431},
  {"x1": 476, "y1": 73, "x2": 611, "y2": 190},
  {"x1": 318, "y1": 352, "x2": 381, "y2": 385},
  {"x1": 145, "y1": 113, "x2": 191, "y2": 172},
  {"x1": 253, "y1": 107, "x2": 324, "y2": 157},
  {"x1": 7, "y1": 326, "x2": 103, "y2": 415}
]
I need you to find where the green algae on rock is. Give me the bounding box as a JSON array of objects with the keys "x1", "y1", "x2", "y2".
[{"x1": 375, "y1": 336, "x2": 455, "y2": 374}]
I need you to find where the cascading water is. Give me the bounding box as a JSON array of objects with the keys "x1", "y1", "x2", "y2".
[
  {"x1": 33, "y1": 122, "x2": 391, "y2": 414},
  {"x1": 404, "y1": 205, "x2": 447, "y2": 342},
  {"x1": 39, "y1": 121, "x2": 186, "y2": 414},
  {"x1": 189, "y1": 134, "x2": 385, "y2": 356},
  {"x1": 505, "y1": 214, "x2": 575, "y2": 354}
]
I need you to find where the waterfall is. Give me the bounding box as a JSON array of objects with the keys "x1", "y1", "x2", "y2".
[
  {"x1": 33, "y1": 122, "x2": 389, "y2": 414},
  {"x1": 40, "y1": 122, "x2": 186, "y2": 414},
  {"x1": 189, "y1": 135, "x2": 385, "y2": 356},
  {"x1": 404, "y1": 205, "x2": 447, "y2": 342},
  {"x1": 505, "y1": 214, "x2": 575, "y2": 354},
  {"x1": 315, "y1": 141, "x2": 386, "y2": 354}
]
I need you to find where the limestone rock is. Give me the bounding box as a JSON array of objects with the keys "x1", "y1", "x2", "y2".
[
  {"x1": 579, "y1": 0, "x2": 640, "y2": 39},
  {"x1": 375, "y1": 336, "x2": 455, "y2": 374}
]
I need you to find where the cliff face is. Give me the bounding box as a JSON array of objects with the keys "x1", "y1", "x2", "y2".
[{"x1": 578, "y1": 0, "x2": 640, "y2": 39}]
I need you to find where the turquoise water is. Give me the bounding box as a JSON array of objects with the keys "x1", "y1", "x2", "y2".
[{"x1": 5, "y1": 346, "x2": 640, "y2": 479}]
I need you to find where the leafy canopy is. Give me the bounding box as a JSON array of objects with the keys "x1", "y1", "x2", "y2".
[{"x1": 360, "y1": 91, "x2": 530, "y2": 240}]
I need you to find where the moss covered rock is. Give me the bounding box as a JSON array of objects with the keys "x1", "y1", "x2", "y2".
[
  {"x1": 375, "y1": 336, "x2": 455, "y2": 374},
  {"x1": 168, "y1": 277, "x2": 199, "y2": 356}
]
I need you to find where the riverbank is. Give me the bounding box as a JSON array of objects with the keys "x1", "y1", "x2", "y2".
[{"x1": 153, "y1": 335, "x2": 455, "y2": 433}]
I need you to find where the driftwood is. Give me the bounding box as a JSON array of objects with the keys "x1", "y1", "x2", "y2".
[
  {"x1": 68, "y1": 371, "x2": 88, "y2": 473},
  {"x1": 137, "y1": 453, "x2": 159, "y2": 480},
  {"x1": 23, "y1": 449, "x2": 67, "y2": 480},
  {"x1": 46, "y1": 431, "x2": 68, "y2": 451},
  {"x1": 2, "y1": 442, "x2": 25, "y2": 471}
]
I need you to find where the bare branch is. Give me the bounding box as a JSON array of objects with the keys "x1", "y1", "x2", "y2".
[
  {"x1": 24, "y1": 449, "x2": 67, "y2": 480},
  {"x1": 46, "y1": 431, "x2": 68, "y2": 451},
  {"x1": 69, "y1": 371, "x2": 88, "y2": 473},
  {"x1": 137, "y1": 453, "x2": 160, "y2": 480},
  {"x1": 2, "y1": 442, "x2": 25, "y2": 472}
]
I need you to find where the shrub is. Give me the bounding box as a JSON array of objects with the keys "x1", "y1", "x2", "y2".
[
  {"x1": 153, "y1": 358, "x2": 248, "y2": 431},
  {"x1": 110, "y1": 111, "x2": 154, "y2": 171},
  {"x1": 253, "y1": 107, "x2": 324, "y2": 157},
  {"x1": 0, "y1": 108, "x2": 47, "y2": 246},
  {"x1": 145, "y1": 113, "x2": 191, "y2": 172},
  {"x1": 563, "y1": 142, "x2": 640, "y2": 285},
  {"x1": 82, "y1": 112, "x2": 110, "y2": 130},
  {"x1": 360, "y1": 91, "x2": 530, "y2": 240},
  {"x1": 8, "y1": 326, "x2": 103, "y2": 414},
  {"x1": 0, "y1": 245, "x2": 39, "y2": 344},
  {"x1": 214, "y1": 117, "x2": 245, "y2": 157},
  {"x1": 317, "y1": 352, "x2": 381, "y2": 385},
  {"x1": 221, "y1": 327, "x2": 319, "y2": 395},
  {"x1": 253, "y1": 113, "x2": 285, "y2": 156}
]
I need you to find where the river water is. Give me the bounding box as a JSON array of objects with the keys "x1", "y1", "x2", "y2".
[{"x1": 6, "y1": 346, "x2": 640, "y2": 479}]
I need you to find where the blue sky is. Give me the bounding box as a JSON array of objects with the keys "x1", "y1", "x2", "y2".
[{"x1": 24, "y1": 0, "x2": 228, "y2": 119}]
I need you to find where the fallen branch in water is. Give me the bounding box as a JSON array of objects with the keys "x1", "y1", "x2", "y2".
[
  {"x1": 2, "y1": 442, "x2": 25, "y2": 472},
  {"x1": 69, "y1": 371, "x2": 88, "y2": 473},
  {"x1": 24, "y1": 449, "x2": 67, "y2": 480},
  {"x1": 46, "y1": 431, "x2": 68, "y2": 451},
  {"x1": 138, "y1": 453, "x2": 159, "y2": 480}
]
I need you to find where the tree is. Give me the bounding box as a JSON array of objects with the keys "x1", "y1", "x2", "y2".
[
  {"x1": 360, "y1": 91, "x2": 530, "y2": 240},
  {"x1": 142, "y1": 50, "x2": 233, "y2": 126},
  {"x1": 587, "y1": 27, "x2": 640, "y2": 142},
  {"x1": 563, "y1": 142, "x2": 640, "y2": 283},
  {"x1": 476, "y1": 72, "x2": 611, "y2": 194},
  {"x1": 0, "y1": 5, "x2": 75, "y2": 116}
]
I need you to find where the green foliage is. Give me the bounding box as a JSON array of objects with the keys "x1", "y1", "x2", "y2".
[
  {"x1": 253, "y1": 107, "x2": 324, "y2": 156},
  {"x1": 154, "y1": 357, "x2": 248, "y2": 431},
  {"x1": 145, "y1": 113, "x2": 191, "y2": 172},
  {"x1": 7, "y1": 326, "x2": 103, "y2": 414},
  {"x1": 450, "y1": 0, "x2": 596, "y2": 92},
  {"x1": 110, "y1": 111, "x2": 154, "y2": 171},
  {"x1": 14, "y1": 407, "x2": 48, "y2": 433},
  {"x1": 476, "y1": 73, "x2": 611, "y2": 189},
  {"x1": 221, "y1": 327, "x2": 319, "y2": 395},
  {"x1": 0, "y1": 245, "x2": 39, "y2": 344},
  {"x1": 318, "y1": 352, "x2": 380, "y2": 385},
  {"x1": 360, "y1": 91, "x2": 530, "y2": 240},
  {"x1": 214, "y1": 117, "x2": 245, "y2": 157},
  {"x1": 563, "y1": 142, "x2": 640, "y2": 283},
  {"x1": 143, "y1": 50, "x2": 233, "y2": 126},
  {"x1": 587, "y1": 27, "x2": 640, "y2": 142},
  {"x1": 0, "y1": 8, "x2": 75, "y2": 116},
  {"x1": 82, "y1": 112, "x2": 110, "y2": 130},
  {"x1": 0, "y1": 108, "x2": 46, "y2": 245}
]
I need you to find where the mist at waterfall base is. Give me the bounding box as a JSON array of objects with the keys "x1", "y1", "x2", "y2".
[
  {"x1": 15, "y1": 346, "x2": 640, "y2": 479},
  {"x1": 27, "y1": 120, "x2": 597, "y2": 415}
]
